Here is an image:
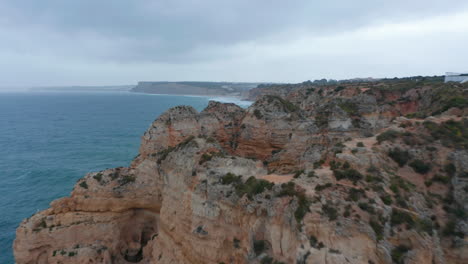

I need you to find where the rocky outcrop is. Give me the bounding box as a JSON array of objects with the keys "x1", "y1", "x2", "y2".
[{"x1": 14, "y1": 79, "x2": 468, "y2": 264}]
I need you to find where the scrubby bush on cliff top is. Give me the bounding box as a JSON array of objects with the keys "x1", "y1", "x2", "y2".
[
  {"x1": 265, "y1": 95, "x2": 300, "y2": 112},
  {"x1": 409, "y1": 159, "x2": 431, "y2": 174},
  {"x1": 376, "y1": 129, "x2": 400, "y2": 143},
  {"x1": 388, "y1": 148, "x2": 410, "y2": 167},
  {"x1": 220, "y1": 174, "x2": 273, "y2": 200},
  {"x1": 424, "y1": 119, "x2": 468, "y2": 149}
]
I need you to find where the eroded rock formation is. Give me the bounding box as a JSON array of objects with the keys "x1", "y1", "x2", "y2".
[{"x1": 14, "y1": 79, "x2": 468, "y2": 263}]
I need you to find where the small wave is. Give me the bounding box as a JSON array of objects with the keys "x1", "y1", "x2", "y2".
[{"x1": 208, "y1": 97, "x2": 253, "y2": 108}]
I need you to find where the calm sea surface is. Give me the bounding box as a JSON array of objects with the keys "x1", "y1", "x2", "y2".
[{"x1": 0, "y1": 91, "x2": 250, "y2": 263}]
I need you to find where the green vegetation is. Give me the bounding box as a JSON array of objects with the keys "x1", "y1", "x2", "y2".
[
  {"x1": 380, "y1": 194, "x2": 393, "y2": 205},
  {"x1": 444, "y1": 163, "x2": 456, "y2": 177},
  {"x1": 369, "y1": 219, "x2": 384, "y2": 240},
  {"x1": 277, "y1": 182, "x2": 310, "y2": 223},
  {"x1": 424, "y1": 119, "x2": 468, "y2": 149},
  {"x1": 93, "y1": 172, "x2": 103, "y2": 182},
  {"x1": 119, "y1": 175, "x2": 135, "y2": 185},
  {"x1": 313, "y1": 159, "x2": 324, "y2": 169},
  {"x1": 253, "y1": 109, "x2": 263, "y2": 119},
  {"x1": 156, "y1": 136, "x2": 196, "y2": 164},
  {"x1": 156, "y1": 146, "x2": 175, "y2": 164},
  {"x1": 265, "y1": 95, "x2": 300, "y2": 112},
  {"x1": 333, "y1": 168, "x2": 363, "y2": 184},
  {"x1": 376, "y1": 130, "x2": 400, "y2": 143},
  {"x1": 199, "y1": 153, "x2": 213, "y2": 165},
  {"x1": 221, "y1": 173, "x2": 242, "y2": 185},
  {"x1": 391, "y1": 209, "x2": 414, "y2": 227},
  {"x1": 432, "y1": 174, "x2": 450, "y2": 184},
  {"x1": 79, "y1": 181, "x2": 88, "y2": 189},
  {"x1": 439, "y1": 96, "x2": 468, "y2": 113},
  {"x1": 228, "y1": 176, "x2": 274, "y2": 200},
  {"x1": 293, "y1": 170, "x2": 304, "y2": 178},
  {"x1": 391, "y1": 245, "x2": 410, "y2": 264},
  {"x1": 322, "y1": 203, "x2": 338, "y2": 220},
  {"x1": 388, "y1": 148, "x2": 410, "y2": 167},
  {"x1": 390, "y1": 176, "x2": 414, "y2": 193},
  {"x1": 315, "y1": 183, "x2": 332, "y2": 191},
  {"x1": 338, "y1": 101, "x2": 359, "y2": 116},
  {"x1": 442, "y1": 219, "x2": 464, "y2": 237},
  {"x1": 357, "y1": 142, "x2": 364, "y2": 147},
  {"x1": 253, "y1": 240, "x2": 266, "y2": 256},
  {"x1": 347, "y1": 188, "x2": 365, "y2": 202},
  {"x1": 233, "y1": 238, "x2": 240, "y2": 249},
  {"x1": 315, "y1": 113, "x2": 329, "y2": 127},
  {"x1": 358, "y1": 202, "x2": 375, "y2": 214},
  {"x1": 409, "y1": 160, "x2": 431, "y2": 174}
]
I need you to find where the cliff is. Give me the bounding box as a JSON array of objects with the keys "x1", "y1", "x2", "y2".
[
  {"x1": 14, "y1": 80, "x2": 468, "y2": 264},
  {"x1": 131, "y1": 81, "x2": 259, "y2": 97}
]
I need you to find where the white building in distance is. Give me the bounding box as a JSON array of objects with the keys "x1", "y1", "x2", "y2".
[{"x1": 445, "y1": 72, "x2": 468, "y2": 83}]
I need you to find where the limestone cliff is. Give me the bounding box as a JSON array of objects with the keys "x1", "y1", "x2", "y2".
[{"x1": 14, "y1": 79, "x2": 468, "y2": 264}]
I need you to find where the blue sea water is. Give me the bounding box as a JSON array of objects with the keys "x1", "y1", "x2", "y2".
[{"x1": 0, "y1": 91, "x2": 250, "y2": 263}]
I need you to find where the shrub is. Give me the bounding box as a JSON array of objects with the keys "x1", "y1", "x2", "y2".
[
  {"x1": 156, "y1": 146, "x2": 175, "y2": 164},
  {"x1": 322, "y1": 203, "x2": 338, "y2": 220},
  {"x1": 424, "y1": 120, "x2": 468, "y2": 149},
  {"x1": 253, "y1": 109, "x2": 263, "y2": 119},
  {"x1": 358, "y1": 202, "x2": 375, "y2": 214},
  {"x1": 443, "y1": 220, "x2": 463, "y2": 237},
  {"x1": 307, "y1": 171, "x2": 316, "y2": 178},
  {"x1": 348, "y1": 188, "x2": 365, "y2": 201},
  {"x1": 233, "y1": 238, "x2": 240, "y2": 249},
  {"x1": 391, "y1": 245, "x2": 410, "y2": 264},
  {"x1": 369, "y1": 219, "x2": 384, "y2": 240},
  {"x1": 221, "y1": 173, "x2": 242, "y2": 185},
  {"x1": 313, "y1": 160, "x2": 324, "y2": 169},
  {"x1": 93, "y1": 173, "x2": 103, "y2": 182},
  {"x1": 380, "y1": 194, "x2": 393, "y2": 205},
  {"x1": 376, "y1": 130, "x2": 400, "y2": 143},
  {"x1": 294, "y1": 193, "x2": 311, "y2": 223},
  {"x1": 79, "y1": 181, "x2": 88, "y2": 189},
  {"x1": 444, "y1": 163, "x2": 456, "y2": 177},
  {"x1": 357, "y1": 142, "x2": 364, "y2": 147},
  {"x1": 253, "y1": 240, "x2": 266, "y2": 255},
  {"x1": 333, "y1": 169, "x2": 363, "y2": 183},
  {"x1": 265, "y1": 95, "x2": 300, "y2": 112},
  {"x1": 432, "y1": 174, "x2": 450, "y2": 184},
  {"x1": 119, "y1": 175, "x2": 135, "y2": 185},
  {"x1": 309, "y1": 235, "x2": 318, "y2": 247},
  {"x1": 277, "y1": 182, "x2": 297, "y2": 197},
  {"x1": 388, "y1": 148, "x2": 410, "y2": 167},
  {"x1": 409, "y1": 160, "x2": 431, "y2": 174},
  {"x1": 315, "y1": 183, "x2": 332, "y2": 191},
  {"x1": 235, "y1": 176, "x2": 274, "y2": 200},
  {"x1": 391, "y1": 209, "x2": 414, "y2": 227},
  {"x1": 338, "y1": 101, "x2": 359, "y2": 115},
  {"x1": 293, "y1": 170, "x2": 304, "y2": 178},
  {"x1": 199, "y1": 153, "x2": 213, "y2": 165}
]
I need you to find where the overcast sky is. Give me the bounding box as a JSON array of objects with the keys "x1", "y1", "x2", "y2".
[{"x1": 1, "y1": 0, "x2": 467, "y2": 87}]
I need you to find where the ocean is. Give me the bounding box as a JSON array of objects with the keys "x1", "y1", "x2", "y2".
[{"x1": 0, "y1": 91, "x2": 251, "y2": 263}]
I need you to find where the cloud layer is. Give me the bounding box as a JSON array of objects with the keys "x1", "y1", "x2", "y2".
[{"x1": 1, "y1": 0, "x2": 467, "y2": 86}]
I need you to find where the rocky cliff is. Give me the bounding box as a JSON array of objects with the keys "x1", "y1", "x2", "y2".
[
  {"x1": 131, "y1": 81, "x2": 259, "y2": 97},
  {"x1": 14, "y1": 79, "x2": 468, "y2": 264}
]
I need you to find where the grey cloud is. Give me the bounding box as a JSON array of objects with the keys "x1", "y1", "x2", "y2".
[{"x1": 2, "y1": 0, "x2": 467, "y2": 63}]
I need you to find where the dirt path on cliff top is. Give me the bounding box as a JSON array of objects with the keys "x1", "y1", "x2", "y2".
[{"x1": 260, "y1": 174, "x2": 293, "y2": 184}]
